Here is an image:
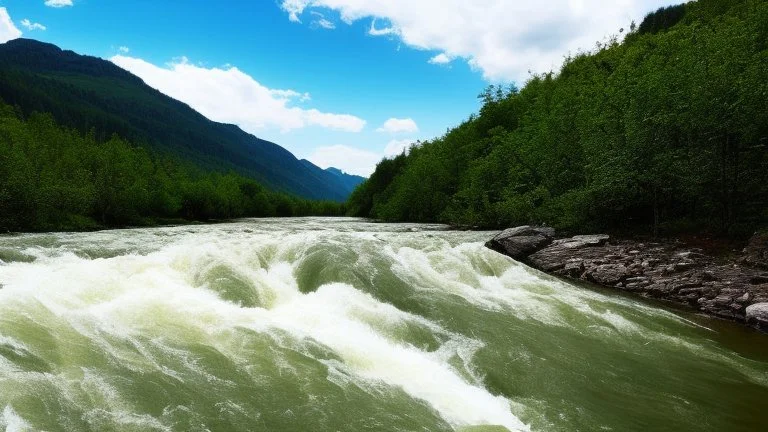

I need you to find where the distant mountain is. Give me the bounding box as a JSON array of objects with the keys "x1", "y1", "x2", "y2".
[
  {"x1": 324, "y1": 166, "x2": 366, "y2": 194},
  {"x1": 0, "y1": 38, "x2": 355, "y2": 201}
]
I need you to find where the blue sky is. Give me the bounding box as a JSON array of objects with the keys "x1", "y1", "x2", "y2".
[{"x1": 0, "y1": 0, "x2": 676, "y2": 176}]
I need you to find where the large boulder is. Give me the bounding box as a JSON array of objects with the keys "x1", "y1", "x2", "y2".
[
  {"x1": 746, "y1": 303, "x2": 768, "y2": 330},
  {"x1": 743, "y1": 232, "x2": 768, "y2": 269},
  {"x1": 486, "y1": 226, "x2": 555, "y2": 260}
]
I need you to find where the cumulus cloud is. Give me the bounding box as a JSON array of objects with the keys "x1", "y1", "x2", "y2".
[
  {"x1": 44, "y1": 0, "x2": 73, "y2": 7},
  {"x1": 376, "y1": 117, "x2": 418, "y2": 134},
  {"x1": 110, "y1": 55, "x2": 366, "y2": 133},
  {"x1": 0, "y1": 8, "x2": 22, "y2": 43},
  {"x1": 308, "y1": 139, "x2": 417, "y2": 176},
  {"x1": 118, "y1": 46, "x2": 130, "y2": 53},
  {"x1": 307, "y1": 145, "x2": 382, "y2": 177},
  {"x1": 280, "y1": 0, "x2": 677, "y2": 81}
]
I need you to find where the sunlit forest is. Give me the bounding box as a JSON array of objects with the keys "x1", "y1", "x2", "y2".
[{"x1": 348, "y1": 0, "x2": 768, "y2": 236}]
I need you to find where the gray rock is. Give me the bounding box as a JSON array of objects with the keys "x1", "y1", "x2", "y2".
[
  {"x1": 590, "y1": 264, "x2": 628, "y2": 285},
  {"x1": 486, "y1": 226, "x2": 555, "y2": 260},
  {"x1": 746, "y1": 303, "x2": 768, "y2": 329},
  {"x1": 555, "y1": 234, "x2": 610, "y2": 249}
]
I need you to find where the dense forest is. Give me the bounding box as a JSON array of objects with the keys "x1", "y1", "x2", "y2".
[
  {"x1": 0, "y1": 100, "x2": 343, "y2": 232},
  {"x1": 348, "y1": 0, "x2": 768, "y2": 237},
  {"x1": 0, "y1": 39, "x2": 356, "y2": 202}
]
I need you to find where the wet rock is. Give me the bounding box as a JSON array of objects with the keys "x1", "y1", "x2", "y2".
[
  {"x1": 486, "y1": 228, "x2": 768, "y2": 333},
  {"x1": 486, "y1": 226, "x2": 555, "y2": 260}
]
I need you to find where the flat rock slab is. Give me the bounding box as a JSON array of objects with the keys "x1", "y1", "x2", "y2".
[{"x1": 486, "y1": 226, "x2": 768, "y2": 333}]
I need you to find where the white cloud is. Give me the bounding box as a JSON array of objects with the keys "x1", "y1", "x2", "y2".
[
  {"x1": 315, "y1": 18, "x2": 335, "y2": 29},
  {"x1": 118, "y1": 46, "x2": 130, "y2": 53},
  {"x1": 310, "y1": 11, "x2": 335, "y2": 29},
  {"x1": 44, "y1": 0, "x2": 73, "y2": 8},
  {"x1": 307, "y1": 145, "x2": 382, "y2": 177},
  {"x1": 384, "y1": 138, "x2": 415, "y2": 157},
  {"x1": 428, "y1": 53, "x2": 451, "y2": 65},
  {"x1": 0, "y1": 8, "x2": 22, "y2": 43},
  {"x1": 376, "y1": 117, "x2": 418, "y2": 134},
  {"x1": 280, "y1": 0, "x2": 678, "y2": 81},
  {"x1": 20, "y1": 19, "x2": 46, "y2": 31},
  {"x1": 369, "y1": 19, "x2": 397, "y2": 36},
  {"x1": 110, "y1": 55, "x2": 366, "y2": 133},
  {"x1": 308, "y1": 139, "x2": 417, "y2": 176}
]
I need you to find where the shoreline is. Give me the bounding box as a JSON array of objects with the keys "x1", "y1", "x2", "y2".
[{"x1": 486, "y1": 226, "x2": 768, "y2": 333}]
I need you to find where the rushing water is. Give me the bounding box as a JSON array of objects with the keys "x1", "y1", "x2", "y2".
[{"x1": 0, "y1": 218, "x2": 767, "y2": 432}]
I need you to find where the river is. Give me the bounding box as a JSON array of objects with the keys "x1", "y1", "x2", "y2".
[{"x1": 0, "y1": 218, "x2": 766, "y2": 431}]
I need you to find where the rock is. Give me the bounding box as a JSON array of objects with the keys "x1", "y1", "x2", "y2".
[
  {"x1": 485, "y1": 228, "x2": 768, "y2": 333},
  {"x1": 744, "y1": 233, "x2": 768, "y2": 269},
  {"x1": 555, "y1": 234, "x2": 610, "y2": 249},
  {"x1": 590, "y1": 264, "x2": 628, "y2": 285},
  {"x1": 746, "y1": 303, "x2": 768, "y2": 329},
  {"x1": 486, "y1": 226, "x2": 555, "y2": 260}
]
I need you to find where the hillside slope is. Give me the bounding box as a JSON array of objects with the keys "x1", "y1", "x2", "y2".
[
  {"x1": 349, "y1": 0, "x2": 768, "y2": 236},
  {"x1": 0, "y1": 39, "x2": 352, "y2": 201}
]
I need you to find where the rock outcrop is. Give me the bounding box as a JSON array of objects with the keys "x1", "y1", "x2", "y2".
[
  {"x1": 487, "y1": 227, "x2": 768, "y2": 332},
  {"x1": 486, "y1": 226, "x2": 555, "y2": 260}
]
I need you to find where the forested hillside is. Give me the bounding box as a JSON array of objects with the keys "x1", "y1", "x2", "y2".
[
  {"x1": 349, "y1": 0, "x2": 768, "y2": 236},
  {"x1": 0, "y1": 101, "x2": 343, "y2": 232},
  {"x1": 0, "y1": 39, "x2": 355, "y2": 202}
]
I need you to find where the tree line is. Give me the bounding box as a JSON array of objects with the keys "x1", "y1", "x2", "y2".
[
  {"x1": 348, "y1": 0, "x2": 768, "y2": 237},
  {"x1": 0, "y1": 101, "x2": 344, "y2": 232}
]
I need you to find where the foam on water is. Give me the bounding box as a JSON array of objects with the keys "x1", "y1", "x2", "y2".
[{"x1": 0, "y1": 218, "x2": 767, "y2": 431}]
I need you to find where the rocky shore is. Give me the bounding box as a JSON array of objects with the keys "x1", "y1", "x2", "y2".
[{"x1": 486, "y1": 226, "x2": 768, "y2": 332}]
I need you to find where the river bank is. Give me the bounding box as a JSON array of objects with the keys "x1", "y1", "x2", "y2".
[{"x1": 486, "y1": 227, "x2": 768, "y2": 332}]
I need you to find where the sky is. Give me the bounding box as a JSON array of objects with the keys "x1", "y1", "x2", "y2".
[{"x1": 0, "y1": 0, "x2": 677, "y2": 176}]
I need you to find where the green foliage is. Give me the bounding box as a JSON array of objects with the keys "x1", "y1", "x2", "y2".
[
  {"x1": 636, "y1": 4, "x2": 688, "y2": 35},
  {"x1": 0, "y1": 103, "x2": 344, "y2": 232},
  {"x1": 348, "y1": 0, "x2": 768, "y2": 236},
  {"x1": 0, "y1": 39, "x2": 354, "y2": 202}
]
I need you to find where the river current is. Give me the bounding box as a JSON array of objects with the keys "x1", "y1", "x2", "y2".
[{"x1": 0, "y1": 218, "x2": 766, "y2": 431}]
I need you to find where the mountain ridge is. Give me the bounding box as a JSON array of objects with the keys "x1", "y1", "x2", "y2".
[{"x1": 0, "y1": 38, "x2": 356, "y2": 202}]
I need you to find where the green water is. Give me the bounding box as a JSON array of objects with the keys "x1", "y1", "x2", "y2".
[{"x1": 0, "y1": 218, "x2": 766, "y2": 431}]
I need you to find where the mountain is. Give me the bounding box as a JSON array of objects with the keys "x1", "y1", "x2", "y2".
[
  {"x1": 0, "y1": 39, "x2": 353, "y2": 202},
  {"x1": 323, "y1": 167, "x2": 366, "y2": 195},
  {"x1": 298, "y1": 160, "x2": 366, "y2": 196}
]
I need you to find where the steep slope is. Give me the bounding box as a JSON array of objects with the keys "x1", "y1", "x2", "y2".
[
  {"x1": 0, "y1": 39, "x2": 351, "y2": 201},
  {"x1": 349, "y1": 0, "x2": 768, "y2": 235}
]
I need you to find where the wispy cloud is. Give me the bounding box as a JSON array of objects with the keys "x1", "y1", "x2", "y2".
[
  {"x1": 118, "y1": 46, "x2": 130, "y2": 53},
  {"x1": 309, "y1": 11, "x2": 335, "y2": 29},
  {"x1": 20, "y1": 19, "x2": 46, "y2": 31},
  {"x1": 44, "y1": 0, "x2": 73, "y2": 8}
]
